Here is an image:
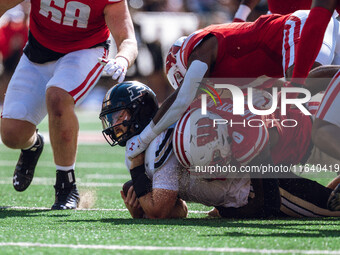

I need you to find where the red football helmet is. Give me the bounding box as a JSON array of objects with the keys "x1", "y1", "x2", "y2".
[{"x1": 165, "y1": 36, "x2": 187, "y2": 89}]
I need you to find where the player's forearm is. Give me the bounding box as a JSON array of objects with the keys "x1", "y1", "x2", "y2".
[
  {"x1": 0, "y1": 0, "x2": 23, "y2": 17},
  {"x1": 115, "y1": 38, "x2": 138, "y2": 68},
  {"x1": 138, "y1": 190, "x2": 178, "y2": 219},
  {"x1": 240, "y1": 0, "x2": 260, "y2": 9},
  {"x1": 168, "y1": 199, "x2": 188, "y2": 219},
  {"x1": 138, "y1": 193, "x2": 168, "y2": 219},
  {"x1": 128, "y1": 206, "x2": 144, "y2": 218},
  {"x1": 104, "y1": 0, "x2": 138, "y2": 67},
  {"x1": 234, "y1": 0, "x2": 259, "y2": 21},
  {"x1": 151, "y1": 60, "x2": 208, "y2": 135}
]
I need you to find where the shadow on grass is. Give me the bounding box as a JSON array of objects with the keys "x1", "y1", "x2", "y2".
[
  {"x1": 67, "y1": 216, "x2": 340, "y2": 226},
  {"x1": 65, "y1": 217, "x2": 340, "y2": 238},
  {"x1": 0, "y1": 207, "x2": 70, "y2": 218}
]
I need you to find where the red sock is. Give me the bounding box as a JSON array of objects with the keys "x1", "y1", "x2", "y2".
[{"x1": 292, "y1": 7, "x2": 333, "y2": 84}]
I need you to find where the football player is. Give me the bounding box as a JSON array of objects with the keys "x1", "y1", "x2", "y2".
[
  {"x1": 291, "y1": 0, "x2": 340, "y2": 84},
  {"x1": 100, "y1": 81, "x2": 280, "y2": 219},
  {"x1": 233, "y1": 0, "x2": 313, "y2": 22},
  {"x1": 100, "y1": 82, "x2": 340, "y2": 218},
  {"x1": 311, "y1": 66, "x2": 340, "y2": 161},
  {"x1": 125, "y1": 10, "x2": 340, "y2": 159},
  {"x1": 0, "y1": 0, "x2": 137, "y2": 209}
]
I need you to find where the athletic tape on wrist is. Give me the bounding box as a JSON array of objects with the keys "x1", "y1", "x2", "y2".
[
  {"x1": 234, "y1": 4, "x2": 251, "y2": 22},
  {"x1": 115, "y1": 55, "x2": 130, "y2": 67}
]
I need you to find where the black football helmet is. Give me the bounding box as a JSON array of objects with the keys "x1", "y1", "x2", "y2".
[{"x1": 99, "y1": 81, "x2": 159, "y2": 146}]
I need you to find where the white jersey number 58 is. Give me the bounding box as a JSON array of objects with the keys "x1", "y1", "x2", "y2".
[{"x1": 39, "y1": 0, "x2": 90, "y2": 29}]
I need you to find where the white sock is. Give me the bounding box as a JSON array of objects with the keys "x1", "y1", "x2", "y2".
[{"x1": 56, "y1": 164, "x2": 76, "y2": 171}]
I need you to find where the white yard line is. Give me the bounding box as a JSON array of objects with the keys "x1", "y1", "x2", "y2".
[
  {"x1": 0, "y1": 242, "x2": 339, "y2": 254},
  {"x1": 0, "y1": 178, "x2": 124, "y2": 187},
  {"x1": 0, "y1": 160, "x2": 125, "y2": 169},
  {"x1": 0, "y1": 131, "x2": 107, "y2": 145},
  {"x1": 0, "y1": 206, "x2": 210, "y2": 214}
]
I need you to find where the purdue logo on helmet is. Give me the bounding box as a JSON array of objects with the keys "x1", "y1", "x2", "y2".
[
  {"x1": 99, "y1": 81, "x2": 159, "y2": 146},
  {"x1": 173, "y1": 108, "x2": 231, "y2": 169},
  {"x1": 165, "y1": 36, "x2": 187, "y2": 90}
]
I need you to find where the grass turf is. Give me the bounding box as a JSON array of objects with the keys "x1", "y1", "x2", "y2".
[{"x1": 0, "y1": 111, "x2": 339, "y2": 254}]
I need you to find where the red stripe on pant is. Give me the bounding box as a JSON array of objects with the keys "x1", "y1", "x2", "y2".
[
  {"x1": 74, "y1": 65, "x2": 104, "y2": 104},
  {"x1": 69, "y1": 48, "x2": 108, "y2": 100},
  {"x1": 69, "y1": 63, "x2": 101, "y2": 99}
]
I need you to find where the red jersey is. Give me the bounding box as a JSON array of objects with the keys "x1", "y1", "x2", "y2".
[
  {"x1": 191, "y1": 98, "x2": 269, "y2": 166},
  {"x1": 180, "y1": 14, "x2": 290, "y2": 86},
  {"x1": 268, "y1": 0, "x2": 340, "y2": 15},
  {"x1": 0, "y1": 21, "x2": 28, "y2": 59},
  {"x1": 268, "y1": 0, "x2": 311, "y2": 15},
  {"x1": 266, "y1": 104, "x2": 312, "y2": 165},
  {"x1": 191, "y1": 96, "x2": 312, "y2": 166},
  {"x1": 29, "y1": 0, "x2": 121, "y2": 53}
]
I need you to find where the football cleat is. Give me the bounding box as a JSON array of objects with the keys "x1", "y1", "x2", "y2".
[
  {"x1": 51, "y1": 183, "x2": 80, "y2": 210},
  {"x1": 13, "y1": 132, "x2": 44, "y2": 192},
  {"x1": 327, "y1": 183, "x2": 340, "y2": 211},
  {"x1": 51, "y1": 170, "x2": 80, "y2": 210}
]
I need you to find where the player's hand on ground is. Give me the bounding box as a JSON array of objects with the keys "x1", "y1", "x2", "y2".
[
  {"x1": 99, "y1": 57, "x2": 128, "y2": 83},
  {"x1": 126, "y1": 135, "x2": 148, "y2": 160},
  {"x1": 121, "y1": 185, "x2": 144, "y2": 218}
]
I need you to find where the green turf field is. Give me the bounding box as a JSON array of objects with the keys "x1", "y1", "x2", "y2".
[{"x1": 1, "y1": 110, "x2": 340, "y2": 255}]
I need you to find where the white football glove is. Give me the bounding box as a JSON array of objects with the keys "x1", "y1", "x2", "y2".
[
  {"x1": 126, "y1": 124, "x2": 158, "y2": 159},
  {"x1": 126, "y1": 135, "x2": 149, "y2": 160},
  {"x1": 99, "y1": 56, "x2": 128, "y2": 83}
]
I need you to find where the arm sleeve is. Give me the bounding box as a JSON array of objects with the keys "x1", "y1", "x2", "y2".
[{"x1": 152, "y1": 60, "x2": 208, "y2": 135}]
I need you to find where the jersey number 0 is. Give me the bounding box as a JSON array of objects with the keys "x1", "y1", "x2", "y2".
[{"x1": 39, "y1": 0, "x2": 91, "y2": 28}]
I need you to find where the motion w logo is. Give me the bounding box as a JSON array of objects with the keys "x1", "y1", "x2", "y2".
[{"x1": 200, "y1": 85, "x2": 222, "y2": 115}]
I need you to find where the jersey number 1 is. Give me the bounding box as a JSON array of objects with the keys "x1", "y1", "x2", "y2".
[{"x1": 39, "y1": 0, "x2": 90, "y2": 28}]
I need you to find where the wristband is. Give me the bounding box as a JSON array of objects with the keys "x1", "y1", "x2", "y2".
[
  {"x1": 130, "y1": 164, "x2": 152, "y2": 198},
  {"x1": 140, "y1": 122, "x2": 158, "y2": 145},
  {"x1": 234, "y1": 4, "x2": 251, "y2": 22},
  {"x1": 115, "y1": 56, "x2": 129, "y2": 68}
]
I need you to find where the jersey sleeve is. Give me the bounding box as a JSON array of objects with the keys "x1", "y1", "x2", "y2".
[
  {"x1": 124, "y1": 155, "x2": 132, "y2": 172},
  {"x1": 231, "y1": 125, "x2": 269, "y2": 166},
  {"x1": 153, "y1": 153, "x2": 179, "y2": 191}
]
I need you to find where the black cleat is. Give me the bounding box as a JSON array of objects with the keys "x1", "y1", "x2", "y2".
[
  {"x1": 327, "y1": 184, "x2": 340, "y2": 211},
  {"x1": 51, "y1": 170, "x2": 80, "y2": 210},
  {"x1": 51, "y1": 183, "x2": 80, "y2": 210},
  {"x1": 13, "y1": 132, "x2": 44, "y2": 192}
]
